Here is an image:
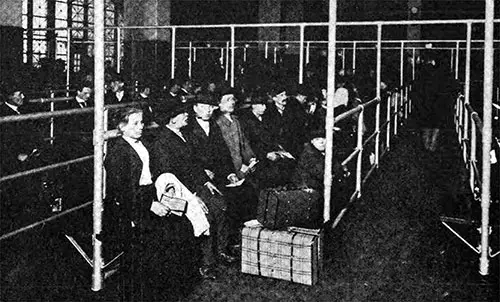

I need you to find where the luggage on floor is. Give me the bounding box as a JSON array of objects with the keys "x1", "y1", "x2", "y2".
[
  {"x1": 241, "y1": 226, "x2": 323, "y2": 286},
  {"x1": 257, "y1": 187, "x2": 322, "y2": 230}
]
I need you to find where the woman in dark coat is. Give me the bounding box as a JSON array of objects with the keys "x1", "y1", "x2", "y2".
[{"x1": 104, "y1": 107, "x2": 197, "y2": 300}]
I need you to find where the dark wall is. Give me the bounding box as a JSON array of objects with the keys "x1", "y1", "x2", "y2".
[{"x1": 0, "y1": 26, "x2": 23, "y2": 83}]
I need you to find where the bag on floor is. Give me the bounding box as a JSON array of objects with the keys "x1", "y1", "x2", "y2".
[{"x1": 257, "y1": 187, "x2": 322, "y2": 230}]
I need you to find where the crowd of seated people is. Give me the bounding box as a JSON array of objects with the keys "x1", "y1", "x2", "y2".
[{"x1": 1, "y1": 65, "x2": 381, "y2": 299}]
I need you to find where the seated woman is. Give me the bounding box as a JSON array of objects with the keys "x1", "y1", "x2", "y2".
[{"x1": 104, "y1": 107, "x2": 197, "y2": 300}]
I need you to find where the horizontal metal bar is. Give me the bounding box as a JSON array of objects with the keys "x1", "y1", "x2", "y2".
[
  {"x1": 65, "y1": 234, "x2": 93, "y2": 267},
  {"x1": 362, "y1": 163, "x2": 377, "y2": 184},
  {"x1": 0, "y1": 201, "x2": 93, "y2": 241},
  {"x1": 24, "y1": 18, "x2": 500, "y2": 33},
  {"x1": 0, "y1": 101, "x2": 147, "y2": 124},
  {"x1": 29, "y1": 96, "x2": 74, "y2": 104},
  {"x1": 0, "y1": 155, "x2": 93, "y2": 183},
  {"x1": 363, "y1": 130, "x2": 379, "y2": 147},
  {"x1": 331, "y1": 190, "x2": 359, "y2": 229},
  {"x1": 341, "y1": 148, "x2": 361, "y2": 166},
  {"x1": 103, "y1": 252, "x2": 124, "y2": 270},
  {"x1": 441, "y1": 221, "x2": 480, "y2": 254},
  {"x1": 176, "y1": 39, "x2": 500, "y2": 44}
]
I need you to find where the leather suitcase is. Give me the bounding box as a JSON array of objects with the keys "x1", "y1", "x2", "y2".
[
  {"x1": 241, "y1": 226, "x2": 323, "y2": 286},
  {"x1": 257, "y1": 187, "x2": 322, "y2": 230}
]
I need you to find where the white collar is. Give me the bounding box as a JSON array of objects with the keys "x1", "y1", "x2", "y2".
[{"x1": 122, "y1": 136, "x2": 140, "y2": 145}]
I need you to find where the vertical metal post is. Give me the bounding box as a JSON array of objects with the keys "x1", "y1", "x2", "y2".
[
  {"x1": 273, "y1": 46, "x2": 277, "y2": 64},
  {"x1": 188, "y1": 41, "x2": 192, "y2": 79},
  {"x1": 455, "y1": 41, "x2": 460, "y2": 79},
  {"x1": 171, "y1": 27, "x2": 176, "y2": 79},
  {"x1": 116, "y1": 28, "x2": 121, "y2": 74},
  {"x1": 265, "y1": 41, "x2": 269, "y2": 59},
  {"x1": 400, "y1": 42, "x2": 404, "y2": 88},
  {"x1": 355, "y1": 109, "x2": 364, "y2": 196},
  {"x1": 49, "y1": 91, "x2": 55, "y2": 145},
  {"x1": 91, "y1": 0, "x2": 105, "y2": 292},
  {"x1": 352, "y1": 41, "x2": 357, "y2": 74},
  {"x1": 394, "y1": 90, "x2": 399, "y2": 136},
  {"x1": 193, "y1": 47, "x2": 197, "y2": 62},
  {"x1": 375, "y1": 24, "x2": 382, "y2": 167},
  {"x1": 341, "y1": 47, "x2": 346, "y2": 71},
  {"x1": 243, "y1": 46, "x2": 247, "y2": 62},
  {"x1": 479, "y1": 0, "x2": 494, "y2": 276},
  {"x1": 230, "y1": 27, "x2": 235, "y2": 87},
  {"x1": 412, "y1": 48, "x2": 416, "y2": 81},
  {"x1": 470, "y1": 117, "x2": 476, "y2": 193},
  {"x1": 225, "y1": 41, "x2": 230, "y2": 82},
  {"x1": 463, "y1": 23, "x2": 472, "y2": 163},
  {"x1": 220, "y1": 47, "x2": 224, "y2": 67},
  {"x1": 324, "y1": 0, "x2": 337, "y2": 224},
  {"x1": 299, "y1": 25, "x2": 305, "y2": 84},
  {"x1": 306, "y1": 41, "x2": 310, "y2": 64},
  {"x1": 66, "y1": 29, "x2": 71, "y2": 96},
  {"x1": 386, "y1": 93, "x2": 391, "y2": 151},
  {"x1": 405, "y1": 86, "x2": 409, "y2": 119}
]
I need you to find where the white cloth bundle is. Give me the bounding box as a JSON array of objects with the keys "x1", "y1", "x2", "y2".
[{"x1": 155, "y1": 173, "x2": 210, "y2": 237}]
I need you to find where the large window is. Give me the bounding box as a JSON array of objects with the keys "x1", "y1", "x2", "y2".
[{"x1": 22, "y1": 0, "x2": 117, "y2": 68}]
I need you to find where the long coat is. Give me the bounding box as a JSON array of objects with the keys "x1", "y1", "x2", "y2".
[
  {"x1": 104, "y1": 136, "x2": 197, "y2": 300},
  {"x1": 104, "y1": 137, "x2": 155, "y2": 238},
  {"x1": 215, "y1": 114, "x2": 256, "y2": 173},
  {"x1": 183, "y1": 116, "x2": 234, "y2": 185},
  {"x1": 262, "y1": 103, "x2": 300, "y2": 157},
  {"x1": 150, "y1": 127, "x2": 211, "y2": 193},
  {"x1": 239, "y1": 110, "x2": 280, "y2": 161}
]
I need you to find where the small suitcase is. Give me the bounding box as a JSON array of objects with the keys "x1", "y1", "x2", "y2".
[
  {"x1": 241, "y1": 226, "x2": 323, "y2": 286},
  {"x1": 257, "y1": 187, "x2": 322, "y2": 230}
]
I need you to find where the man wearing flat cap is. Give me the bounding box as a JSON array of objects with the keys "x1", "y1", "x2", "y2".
[{"x1": 150, "y1": 100, "x2": 235, "y2": 280}]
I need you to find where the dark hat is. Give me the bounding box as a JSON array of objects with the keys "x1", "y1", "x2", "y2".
[
  {"x1": 290, "y1": 84, "x2": 311, "y2": 96},
  {"x1": 193, "y1": 93, "x2": 219, "y2": 106},
  {"x1": 248, "y1": 89, "x2": 270, "y2": 105},
  {"x1": 219, "y1": 86, "x2": 239, "y2": 97},
  {"x1": 308, "y1": 128, "x2": 326, "y2": 140},
  {"x1": 155, "y1": 101, "x2": 190, "y2": 125}
]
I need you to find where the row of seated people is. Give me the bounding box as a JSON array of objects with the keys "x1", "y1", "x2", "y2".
[{"x1": 103, "y1": 81, "x2": 354, "y2": 298}]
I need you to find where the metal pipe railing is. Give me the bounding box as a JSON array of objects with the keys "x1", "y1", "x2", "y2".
[
  {"x1": 323, "y1": 0, "x2": 337, "y2": 224},
  {"x1": 479, "y1": 0, "x2": 494, "y2": 276},
  {"x1": 92, "y1": 0, "x2": 105, "y2": 290}
]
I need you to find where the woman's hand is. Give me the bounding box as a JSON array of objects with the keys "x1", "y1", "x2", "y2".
[{"x1": 150, "y1": 201, "x2": 171, "y2": 217}]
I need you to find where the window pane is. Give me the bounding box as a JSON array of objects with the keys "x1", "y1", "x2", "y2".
[
  {"x1": 33, "y1": 40, "x2": 47, "y2": 54},
  {"x1": 33, "y1": 0, "x2": 47, "y2": 16},
  {"x1": 88, "y1": 7, "x2": 94, "y2": 24},
  {"x1": 56, "y1": 41, "x2": 67, "y2": 56},
  {"x1": 56, "y1": 2, "x2": 68, "y2": 20},
  {"x1": 22, "y1": 15, "x2": 28, "y2": 29},
  {"x1": 55, "y1": 29, "x2": 67, "y2": 39},
  {"x1": 72, "y1": 5, "x2": 84, "y2": 23},
  {"x1": 55, "y1": 19, "x2": 67, "y2": 29},
  {"x1": 22, "y1": 0, "x2": 28, "y2": 15},
  {"x1": 105, "y1": 29, "x2": 115, "y2": 41},
  {"x1": 105, "y1": 10, "x2": 115, "y2": 26},
  {"x1": 33, "y1": 16, "x2": 47, "y2": 29}
]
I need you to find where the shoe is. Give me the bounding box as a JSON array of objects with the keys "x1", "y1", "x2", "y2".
[
  {"x1": 218, "y1": 252, "x2": 238, "y2": 264},
  {"x1": 198, "y1": 266, "x2": 216, "y2": 280}
]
